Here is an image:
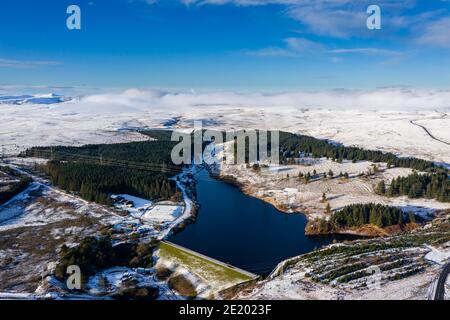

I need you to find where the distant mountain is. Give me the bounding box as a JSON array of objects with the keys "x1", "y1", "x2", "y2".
[{"x1": 0, "y1": 93, "x2": 71, "y2": 105}]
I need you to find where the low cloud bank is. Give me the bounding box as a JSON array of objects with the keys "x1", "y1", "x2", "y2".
[
  {"x1": 74, "y1": 87, "x2": 450, "y2": 112},
  {"x1": 2, "y1": 87, "x2": 450, "y2": 112}
]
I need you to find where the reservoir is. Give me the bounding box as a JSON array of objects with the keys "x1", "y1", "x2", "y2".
[{"x1": 169, "y1": 170, "x2": 353, "y2": 275}]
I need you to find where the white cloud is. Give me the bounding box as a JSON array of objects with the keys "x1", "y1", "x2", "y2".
[
  {"x1": 2, "y1": 86, "x2": 449, "y2": 156},
  {"x1": 245, "y1": 37, "x2": 324, "y2": 57},
  {"x1": 328, "y1": 48, "x2": 400, "y2": 56},
  {"x1": 0, "y1": 58, "x2": 60, "y2": 68},
  {"x1": 331, "y1": 56, "x2": 342, "y2": 63},
  {"x1": 70, "y1": 87, "x2": 450, "y2": 112},
  {"x1": 416, "y1": 17, "x2": 450, "y2": 48},
  {"x1": 147, "y1": 0, "x2": 417, "y2": 39},
  {"x1": 245, "y1": 37, "x2": 399, "y2": 58},
  {"x1": 244, "y1": 46, "x2": 296, "y2": 57},
  {"x1": 145, "y1": 0, "x2": 449, "y2": 49},
  {"x1": 287, "y1": 5, "x2": 366, "y2": 39},
  {"x1": 285, "y1": 37, "x2": 325, "y2": 54}
]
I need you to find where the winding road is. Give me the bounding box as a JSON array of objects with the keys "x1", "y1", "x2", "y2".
[
  {"x1": 409, "y1": 114, "x2": 450, "y2": 147},
  {"x1": 434, "y1": 262, "x2": 450, "y2": 300}
]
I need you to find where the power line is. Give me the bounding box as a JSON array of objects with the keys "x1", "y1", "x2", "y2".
[{"x1": 25, "y1": 149, "x2": 243, "y2": 184}]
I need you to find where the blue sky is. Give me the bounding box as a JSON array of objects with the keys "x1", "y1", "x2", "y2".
[{"x1": 0, "y1": 0, "x2": 449, "y2": 91}]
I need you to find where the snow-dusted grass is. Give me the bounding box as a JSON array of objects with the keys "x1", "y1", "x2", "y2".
[
  {"x1": 216, "y1": 156, "x2": 450, "y2": 220},
  {"x1": 0, "y1": 183, "x2": 80, "y2": 230},
  {"x1": 5, "y1": 157, "x2": 49, "y2": 166},
  {"x1": 1, "y1": 95, "x2": 449, "y2": 165},
  {"x1": 0, "y1": 292, "x2": 36, "y2": 300},
  {"x1": 424, "y1": 246, "x2": 450, "y2": 265},
  {"x1": 236, "y1": 217, "x2": 450, "y2": 300},
  {"x1": 1, "y1": 97, "x2": 449, "y2": 300},
  {"x1": 85, "y1": 267, "x2": 161, "y2": 297},
  {"x1": 156, "y1": 241, "x2": 254, "y2": 298}
]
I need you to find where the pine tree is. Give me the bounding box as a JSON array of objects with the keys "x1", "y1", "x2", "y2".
[
  {"x1": 304, "y1": 172, "x2": 311, "y2": 184},
  {"x1": 375, "y1": 213, "x2": 383, "y2": 228},
  {"x1": 376, "y1": 180, "x2": 386, "y2": 195}
]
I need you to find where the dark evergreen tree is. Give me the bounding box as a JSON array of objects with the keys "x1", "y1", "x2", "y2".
[
  {"x1": 310, "y1": 203, "x2": 415, "y2": 232},
  {"x1": 376, "y1": 180, "x2": 386, "y2": 195},
  {"x1": 386, "y1": 172, "x2": 449, "y2": 202}
]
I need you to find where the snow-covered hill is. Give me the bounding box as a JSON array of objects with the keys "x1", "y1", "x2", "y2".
[
  {"x1": 0, "y1": 93, "x2": 71, "y2": 105},
  {"x1": 0, "y1": 88, "x2": 449, "y2": 166}
]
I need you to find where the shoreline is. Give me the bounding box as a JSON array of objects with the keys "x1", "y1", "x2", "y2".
[
  {"x1": 165, "y1": 167, "x2": 200, "y2": 238},
  {"x1": 210, "y1": 170, "x2": 425, "y2": 238},
  {"x1": 209, "y1": 171, "x2": 307, "y2": 216}
]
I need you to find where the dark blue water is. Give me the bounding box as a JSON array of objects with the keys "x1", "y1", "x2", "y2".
[{"x1": 169, "y1": 171, "x2": 353, "y2": 275}]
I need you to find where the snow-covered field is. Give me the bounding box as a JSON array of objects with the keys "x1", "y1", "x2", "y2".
[
  {"x1": 84, "y1": 266, "x2": 177, "y2": 300},
  {"x1": 111, "y1": 194, "x2": 153, "y2": 217},
  {"x1": 425, "y1": 246, "x2": 450, "y2": 265},
  {"x1": 1, "y1": 88, "x2": 449, "y2": 300},
  {"x1": 0, "y1": 179, "x2": 107, "y2": 293},
  {"x1": 141, "y1": 204, "x2": 182, "y2": 224},
  {"x1": 0, "y1": 158, "x2": 195, "y2": 238},
  {"x1": 113, "y1": 194, "x2": 183, "y2": 223},
  {"x1": 111, "y1": 193, "x2": 185, "y2": 239},
  {"x1": 214, "y1": 157, "x2": 450, "y2": 221},
  {"x1": 236, "y1": 262, "x2": 441, "y2": 300},
  {"x1": 0, "y1": 162, "x2": 196, "y2": 297},
  {"x1": 1, "y1": 89, "x2": 449, "y2": 167},
  {"x1": 235, "y1": 213, "x2": 450, "y2": 300},
  {"x1": 0, "y1": 183, "x2": 77, "y2": 231}
]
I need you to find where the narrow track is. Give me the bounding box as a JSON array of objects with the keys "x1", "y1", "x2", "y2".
[
  {"x1": 434, "y1": 262, "x2": 450, "y2": 300},
  {"x1": 410, "y1": 120, "x2": 450, "y2": 146}
]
